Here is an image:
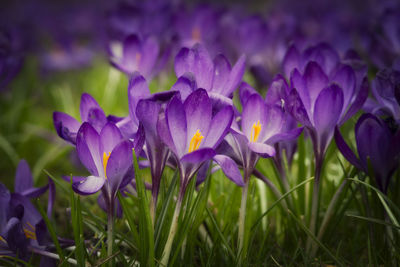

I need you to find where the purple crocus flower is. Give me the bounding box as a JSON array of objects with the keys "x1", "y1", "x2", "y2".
[
  {"x1": 109, "y1": 34, "x2": 160, "y2": 79},
  {"x1": 174, "y1": 43, "x2": 245, "y2": 108},
  {"x1": 73, "y1": 122, "x2": 133, "y2": 205},
  {"x1": 223, "y1": 90, "x2": 303, "y2": 183},
  {"x1": 157, "y1": 89, "x2": 243, "y2": 196},
  {"x1": 364, "y1": 68, "x2": 400, "y2": 124},
  {"x1": 335, "y1": 113, "x2": 400, "y2": 193},
  {"x1": 53, "y1": 93, "x2": 108, "y2": 145},
  {"x1": 285, "y1": 43, "x2": 369, "y2": 164}
]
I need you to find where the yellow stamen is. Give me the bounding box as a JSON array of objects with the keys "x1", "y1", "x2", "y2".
[
  {"x1": 23, "y1": 222, "x2": 37, "y2": 240},
  {"x1": 250, "y1": 120, "x2": 262, "y2": 142},
  {"x1": 188, "y1": 130, "x2": 204, "y2": 153},
  {"x1": 0, "y1": 235, "x2": 6, "y2": 244},
  {"x1": 103, "y1": 152, "x2": 111, "y2": 178},
  {"x1": 192, "y1": 27, "x2": 201, "y2": 41}
]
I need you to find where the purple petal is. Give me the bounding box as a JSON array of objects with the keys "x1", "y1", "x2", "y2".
[
  {"x1": 331, "y1": 64, "x2": 356, "y2": 112},
  {"x1": 128, "y1": 74, "x2": 151, "y2": 126},
  {"x1": 136, "y1": 99, "x2": 160, "y2": 141},
  {"x1": 267, "y1": 127, "x2": 303, "y2": 144},
  {"x1": 62, "y1": 176, "x2": 86, "y2": 183},
  {"x1": 139, "y1": 37, "x2": 160, "y2": 78},
  {"x1": 100, "y1": 122, "x2": 123, "y2": 155},
  {"x1": 203, "y1": 106, "x2": 233, "y2": 148},
  {"x1": 239, "y1": 82, "x2": 258, "y2": 107},
  {"x1": 261, "y1": 106, "x2": 285, "y2": 142},
  {"x1": 10, "y1": 193, "x2": 42, "y2": 225},
  {"x1": 282, "y1": 44, "x2": 301, "y2": 78},
  {"x1": 174, "y1": 44, "x2": 214, "y2": 90},
  {"x1": 166, "y1": 94, "x2": 187, "y2": 157},
  {"x1": 340, "y1": 77, "x2": 369, "y2": 124},
  {"x1": 304, "y1": 61, "x2": 329, "y2": 108},
  {"x1": 157, "y1": 112, "x2": 176, "y2": 155},
  {"x1": 213, "y1": 155, "x2": 244, "y2": 186},
  {"x1": 334, "y1": 127, "x2": 363, "y2": 170},
  {"x1": 73, "y1": 176, "x2": 105, "y2": 195},
  {"x1": 106, "y1": 140, "x2": 133, "y2": 197},
  {"x1": 184, "y1": 89, "x2": 212, "y2": 150},
  {"x1": 221, "y1": 54, "x2": 246, "y2": 96},
  {"x1": 122, "y1": 34, "x2": 141, "y2": 72},
  {"x1": 20, "y1": 185, "x2": 48, "y2": 198},
  {"x1": 53, "y1": 112, "x2": 80, "y2": 144},
  {"x1": 76, "y1": 123, "x2": 102, "y2": 177},
  {"x1": 5, "y1": 217, "x2": 28, "y2": 258},
  {"x1": 181, "y1": 148, "x2": 216, "y2": 163},
  {"x1": 0, "y1": 183, "x2": 10, "y2": 227},
  {"x1": 80, "y1": 93, "x2": 103, "y2": 122},
  {"x1": 212, "y1": 54, "x2": 231, "y2": 94},
  {"x1": 171, "y1": 73, "x2": 197, "y2": 101},
  {"x1": 241, "y1": 93, "x2": 266, "y2": 140},
  {"x1": 14, "y1": 160, "x2": 33, "y2": 194},
  {"x1": 287, "y1": 89, "x2": 312, "y2": 127},
  {"x1": 290, "y1": 68, "x2": 310, "y2": 112},
  {"x1": 86, "y1": 108, "x2": 108, "y2": 133},
  {"x1": 265, "y1": 74, "x2": 289, "y2": 106},
  {"x1": 248, "y1": 142, "x2": 276, "y2": 158},
  {"x1": 313, "y1": 84, "x2": 344, "y2": 152}
]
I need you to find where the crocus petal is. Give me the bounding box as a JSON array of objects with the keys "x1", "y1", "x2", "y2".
[
  {"x1": 53, "y1": 112, "x2": 80, "y2": 144},
  {"x1": 136, "y1": 99, "x2": 160, "y2": 141},
  {"x1": 157, "y1": 112, "x2": 176, "y2": 155},
  {"x1": 304, "y1": 61, "x2": 329, "y2": 107},
  {"x1": 72, "y1": 176, "x2": 105, "y2": 195},
  {"x1": 282, "y1": 44, "x2": 301, "y2": 78},
  {"x1": 181, "y1": 148, "x2": 216, "y2": 163},
  {"x1": 62, "y1": 176, "x2": 86, "y2": 183},
  {"x1": 0, "y1": 183, "x2": 10, "y2": 228},
  {"x1": 128, "y1": 73, "x2": 151, "y2": 126},
  {"x1": 87, "y1": 108, "x2": 108, "y2": 133},
  {"x1": 241, "y1": 93, "x2": 266, "y2": 140},
  {"x1": 239, "y1": 82, "x2": 258, "y2": 108},
  {"x1": 331, "y1": 64, "x2": 356, "y2": 111},
  {"x1": 287, "y1": 89, "x2": 312, "y2": 127},
  {"x1": 14, "y1": 160, "x2": 33, "y2": 194},
  {"x1": 166, "y1": 94, "x2": 187, "y2": 157},
  {"x1": 20, "y1": 185, "x2": 48, "y2": 198},
  {"x1": 248, "y1": 142, "x2": 276, "y2": 158},
  {"x1": 334, "y1": 127, "x2": 363, "y2": 170},
  {"x1": 290, "y1": 68, "x2": 310, "y2": 112},
  {"x1": 265, "y1": 74, "x2": 289, "y2": 106},
  {"x1": 100, "y1": 122, "x2": 123, "y2": 155},
  {"x1": 139, "y1": 37, "x2": 159, "y2": 78},
  {"x1": 171, "y1": 73, "x2": 197, "y2": 101},
  {"x1": 212, "y1": 54, "x2": 231, "y2": 94},
  {"x1": 221, "y1": 54, "x2": 246, "y2": 96},
  {"x1": 11, "y1": 193, "x2": 42, "y2": 225},
  {"x1": 203, "y1": 106, "x2": 233, "y2": 148},
  {"x1": 267, "y1": 127, "x2": 303, "y2": 144},
  {"x1": 106, "y1": 140, "x2": 133, "y2": 197},
  {"x1": 174, "y1": 44, "x2": 214, "y2": 90},
  {"x1": 313, "y1": 84, "x2": 344, "y2": 152},
  {"x1": 80, "y1": 93, "x2": 103, "y2": 122},
  {"x1": 76, "y1": 123, "x2": 102, "y2": 177},
  {"x1": 122, "y1": 34, "x2": 141, "y2": 71},
  {"x1": 184, "y1": 89, "x2": 212, "y2": 150},
  {"x1": 5, "y1": 217, "x2": 28, "y2": 258},
  {"x1": 213, "y1": 154, "x2": 244, "y2": 186},
  {"x1": 340, "y1": 77, "x2": 369, "y2": 125}
]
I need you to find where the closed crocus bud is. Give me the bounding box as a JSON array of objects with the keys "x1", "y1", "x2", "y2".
[{"x1": 335, "y1": 113, "x2": 400, "y2": 193}]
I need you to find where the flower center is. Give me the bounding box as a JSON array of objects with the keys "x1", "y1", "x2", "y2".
[
  {"x1": 103, "y1": 152, "x2": 111, "y2": 178},
  {"x1": 23, "y1": 222, "x2": 37, "y2": 240},
  {"x1": 250, "y1": 120, "x2": 262, "y2": 142},
  {"x1": 188, "y1": 129, "x2": 204, "y2": 153}
]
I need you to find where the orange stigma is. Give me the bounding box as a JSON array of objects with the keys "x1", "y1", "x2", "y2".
[
  {"x1": 250, "y1": 120, "x2": 262, "y2": 142},
  {"x1": 188, "y1": 130, "x2": 204, "y2": 153},
  {"x1": 103, "y1": 152, "x2": 111, "y2": 178}
]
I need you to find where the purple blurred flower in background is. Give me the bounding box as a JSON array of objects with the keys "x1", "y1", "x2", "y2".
[
  {"x1": 364, "y1": 68, "x2": 400, "y2": 124},
  {"x1": 109, "y1": 34, "x2": 160, "y2": 79},
  {"x1": 335, "y1": 114, "x2": 400, "y2": 193},
  {"x1": 174, "y1": 44, "x2": 245, "y2": 108}
]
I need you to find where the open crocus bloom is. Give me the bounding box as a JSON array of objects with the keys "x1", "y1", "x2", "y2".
[
  {"x1": 157, "y1": 89, "x2": 243, "y2": 191},
  {"x1": 73, "y1": 122, "x2": 133, "y2": 202},
  {"x1": 110, "y1": 34, "x2": 159, "y2": 79},
  {"x1": 335, "y1": 113, "x2": 400, "y2": 193},
  {"x1": 53, "y1": 93, "x2": 108, "y2": 145},
  {"x1": 224, "y1": 92, "x2": 302, "y2": 181}
]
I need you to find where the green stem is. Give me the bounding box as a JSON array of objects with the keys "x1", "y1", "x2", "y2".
[
  {"x1": 311, "y1": 179, "x2": 348, "y2": 256},
  {"x1": 238, "y1": 179, "x2": 249, "y2": 261},
  {"x1": 150, "y1": 195, "x2": 156, "y2": 227},
  {"x1": 107, "y1": 210, "x2": 114, "y2": 267},
  {"x1": 161, "y1": 196, "x2": 182, "y2": 266}
]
